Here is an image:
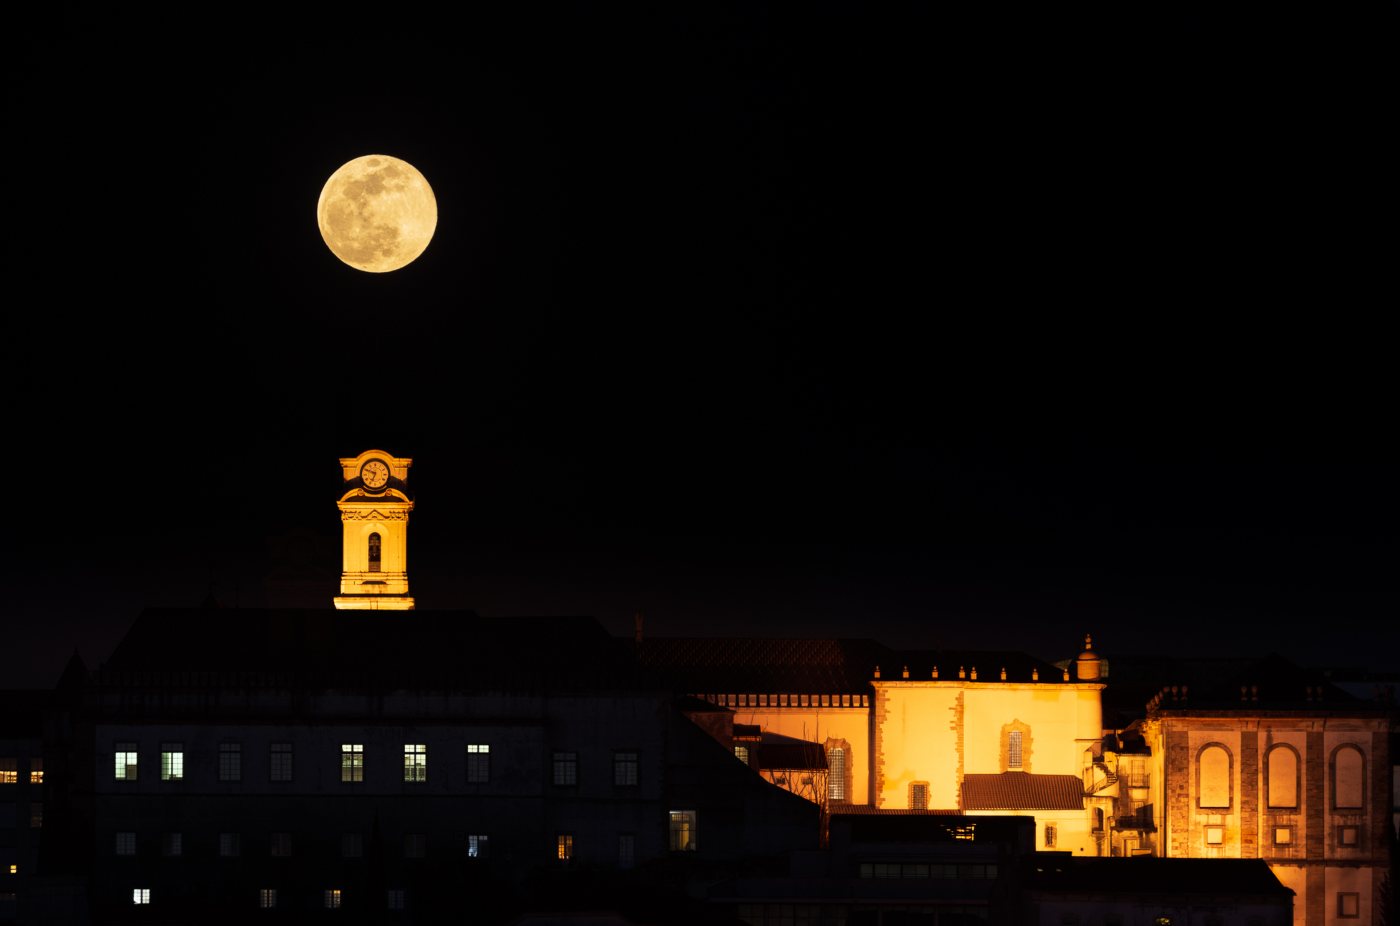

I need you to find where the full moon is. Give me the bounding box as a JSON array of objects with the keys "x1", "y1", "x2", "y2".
[{"x1": 316, "y1": 155, "x2": 437, "y2": 273}]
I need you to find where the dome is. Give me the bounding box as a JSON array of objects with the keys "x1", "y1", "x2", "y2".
[{"x1": 1076, "y1": 633, "x2": 1102, "y2": 681}]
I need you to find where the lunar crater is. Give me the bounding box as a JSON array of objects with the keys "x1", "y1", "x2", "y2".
[{"x1": 316, "y1": 155, "x2": 436, "y2": 273}]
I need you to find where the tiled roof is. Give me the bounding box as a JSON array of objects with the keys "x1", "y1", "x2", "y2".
[
  {"x1": 961, "y1": 772, "x2": 1084, "y2": 810},
  {"x1": 99, "y1": 608, "x2": 642, "y2": 691}
]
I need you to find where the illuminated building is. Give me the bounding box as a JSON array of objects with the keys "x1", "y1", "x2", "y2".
[{"x1": 333, "y1": 449, "x2": 415, "y2": 610}]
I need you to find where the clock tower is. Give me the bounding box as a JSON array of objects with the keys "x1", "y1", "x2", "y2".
[{"x1": 333, "y1": 449, "x2": 415, "y2": 610}]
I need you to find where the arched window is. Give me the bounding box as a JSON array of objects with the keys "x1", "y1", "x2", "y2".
[
  {"x1": 1008, "y1": 731, "x2": 1023, "y2": 770},
  {"x1": 1000, "y1": 720, "x2": 1032, "y2": 773},
  {"x1": 1198, "y1": 744, "x2": 1231, "y2": 809},
  {"x1": 1332, "y1": 745, "x2": 1365, "y2": 810},
  {"x1": 1266, "y1": 744, "x2": 1299, "y2": 809},
  {"x1": 368, "y1": 533, "x2": 382, "y2": 573},
  {"x1": 828, "y1": 747, "x2": 846, "y2": 802}
]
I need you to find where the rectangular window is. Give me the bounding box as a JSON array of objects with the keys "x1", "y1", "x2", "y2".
[
  {"x1": 403, "y1": 744, "x2": 427, "y2": 783},
  {"x1": 387, "y1": 889, "x2": 405, "y2": 911},
  {"x1": 1044, "y1": 823, "x2": 1057, "y2": 849},
  {"x1": 466, "y1": 744, "x2": 490, "y2": 783},
  {"x1": 259, "y1": 888, "x2": 277, "y2": 909},
  {"x1": 324, "y1": 889, "x2": 342, "y2": 910},
  {"x1": 342, "y1": 833, "x2": 363, "y2": 858},
  {"x1": 618, "y1": 833, "x2": 635, "y2": 870},
  {"x1": 734, "y1": 745, "x2": 749, "y2": 763},
  {"x1": 270, "y1": 832, "x2": 292, "y2": 857},
  {"x1": 218, "y1": 743, "x2": 242, "y2": 782},
  {"x1": 1338, "y1": 892, "x2": 1361, "y2": 918},
  {"x1": 1205, "y1": 825, "x2": 1225, "y2": 846},
  {"x1": 0, "y1": 759, "x2": 15, "y2": 784},
  {"x1": 669, "y1": 810, "x2": 698, "y2": 851},
  {"x1": 468, "y1": 834, "x2": 488, "y2": 859},
  {"x1": 1338, "y1": 825, "x2": 1360, "y2": 847},
  {"x1": 1008, "y1": 731, "x2": 1023, "y2": 770},
  {"x1": 160, "y1": 745, "x2": 184, "y2": 781},
  {"x1": 219, "y1": 833, "x2": 240, "y2": 857},
  {"x1": 341, "y1": 744, "x2": 364, "y2": 783},
  {"x1": 909, "y1": 782, "x2": 929, "y2": 810},
  {"x1": 162, "y1": 832, "x2": 182, "y2": 857},
  {"x1": 828, "y1": 747, "x2": 846, "y2": 802},
  {"x1": 1273, "y1": 826, "x2": 1292, "y2": 846},
  {"x1": 614, "y1": 751, "x2": 639, "y2": 787},
  {"x1": 270, "y1": 743, "x2": 293, "y2": 782},
  {"x1": 132, "y1": 888, "x2": 150, "y2": 905},
  {"x1": 553, "y1": 752, "x2": 578, "y2": 786},
  {"x1": 115, "y1": 832, "x2": 136, "y2": 856},
  {"x1": 556, "y1": 834, "x2": 573, "y2": 862},
  {"x1": 28, "y1": 759, "x2": 43, "y2": 785},
  {"x1": 115, "y1": 744, "x2": 138, "y2": 781},
  {"x1": 404, "y1": 834, "x2": 426, "y2": 858}
]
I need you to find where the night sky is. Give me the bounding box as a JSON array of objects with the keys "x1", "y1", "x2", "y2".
[{"x1": 5, "y1": 5, "x2": 1396, "y2": 689}]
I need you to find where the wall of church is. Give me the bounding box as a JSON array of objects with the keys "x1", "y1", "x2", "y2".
[
  {"x1": 727, "y1": 706, "x2": 871, "y2": 805},
  {"x1": 962, "y1": 686, "x2": 1102, "y2": 776},
  {"x1": 872, "y1": 684, "x2": 962, "y2": 809}
]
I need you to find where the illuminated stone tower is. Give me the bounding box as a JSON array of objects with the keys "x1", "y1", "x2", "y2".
[{"x1": 333, "y1": 449, "x2": 415, "y2": 610}]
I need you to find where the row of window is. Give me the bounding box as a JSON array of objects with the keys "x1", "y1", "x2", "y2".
[
  {"x1": 1201, "y1": 823, "x2": 1364, "y2": 848},
  {"x1": 131, "y1": 887, "x2": 405, "y2": 910},
  {"x1": 1196, "y1": 742, "x2": 1368, "y2": 810},
  {"x1": 112, "y1": 817, "x2": 697, "y2": 867},
  {"x1": 114, "y1": 831, "x2": 490, "y2": 859},
  {"x1": 111, "y1": 743, "x2": 643, "y2": 787},
  {"x1": 858, "y1": 862, "x2": 999, "y2": 880},
  {"x1": 0, "y1": 759, "x2": 42, "y2": 784}
]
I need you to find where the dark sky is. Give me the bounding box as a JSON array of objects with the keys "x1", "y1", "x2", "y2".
[{"x1": 4, "y1": 5, "x2": 1397, "y2": 688}]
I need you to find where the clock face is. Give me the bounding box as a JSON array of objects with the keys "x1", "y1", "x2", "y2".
[{"x1": 360, "y1": 459, "x2": 390, "y2": 490}]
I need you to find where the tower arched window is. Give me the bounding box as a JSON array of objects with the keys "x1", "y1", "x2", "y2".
[
  {"x1": 1266, "y1": 744, "x2": 1299, "y2": 809},
  {"x1": 1332, "y1": 744, "x2": 1365, "y2": 810},
  {"x1": 368, "y1": 533, "x2": 382, "y2": 573},
  {"x1": 1197, "y1": 744, "x2": 1232, "y2": 810}
]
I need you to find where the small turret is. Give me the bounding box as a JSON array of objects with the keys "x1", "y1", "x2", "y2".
[{"x1": 1075, "y1": 633, "x2": 1102, "y2": 681}]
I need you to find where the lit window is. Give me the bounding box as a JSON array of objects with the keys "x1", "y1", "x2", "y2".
[
  {"x1": 466, "y1": 744, "x2": 490, "y2": 783},
  {"x1": 270, "y1": 743, "x2": 293, "y2": 782},
  {"x1": 1008, "y1": 731, "x2": 1023, "y2": 770},
  {"x1": 557, "y1": 834, "x2": 573, "y2": 862},
  {"x1": 115, "y1": 744, "x2": 138, "y2": 781},
  {"x1": 219, "y1": 833, "x2": 240, "y2": 857},
  {"x1": 1333, "y1": 745, "x2": 1365, "y2": 809},
  {"x1": 30, "y1": 804, "x2": 42, "y2": 829},
  {"x1": 669, "y1": 810, "x2": 698, "y2": 851},
  {"x1": 162, "y1": 832, "x2": 182, "y2": 857},
  {"x1": 115, "y1": 832, "x2": 136, "y2": 856},
  {"x1": 403, "y1": 744, "x2": 427, "y2": 782},
  {"x1": 259, "y1": 888, "x2": 277, "y2": 909},
  {"x1": 368, "y1": 532, "x2": 382, "y2": 572},
  {"x1": 1338, "y1": 892, "x2": 1361, "y2": 918},
  {"x1": 160, "y1": 745, "x2": 184, "y2": 781},
  {"x1": 1205, "y1": 825, "x2": 1225, "y2": 846},
  {"x1": 553, "y1": 752, "x2": 578, "y2": 786},
  {"x1": 614, "y1": 751, "x2": 639, "y2": 787},
  {"x1": 404, "y1": 834, "x2": 426, "y2": 859},
  {"x1": 28, "y1": 758, "x2": 43, "y2": 785},
  {"x1": 1338, "y1": 825, "x2": 1360, "y2": 847},
  {"x1": 132, "y1": 888, "x2": 150, "y2": 905},
  {"x1": 219, "y1": 743, "x2": 242, "y2": 782},
  {"x1": 342, "y1": 833, "x2": 363, "y2": 858},
  {"x1": 828, "y1": 747, "x2": 846, "y2": 802},
  {"x1": 387, "y1": 889, "x2": 405, "y2": 911},
  {"x1": 271, "y1": 832, "x2": 292, "y2": 857},
  {"x1": 7, "y1": 865, "x2": 15, "y2": 875},
  {"x1": 0, "y1": 759, "x2": 15, "y2": 784},
  {"x1": 1198, "y1": 745, "x2": 1231, "y2": 809},
  {"x1": 734, "y1": 745, "x2": 749, "y2": 763},
  {"x1": 324, "y1": 889, "x2": 342, "y2": 910},
  {"x1": 1044, "y1": 823, "x2": 1057, "y2": 848},
  {"x1": 341, "y1": 744, "x2": 364, "y2": 783},
  {"x1": 909, "y1": 782, "x2": 929, "y2": 810},
  {"x1": 618, "y1": 833, "x2": 635, "y2": 869},
  {"x1": 468, "y1": 834, "x2": 488, "y2": 858},
  {"x1": 1154, "y1": 918, "x2": 1173, "y2": 926}
]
